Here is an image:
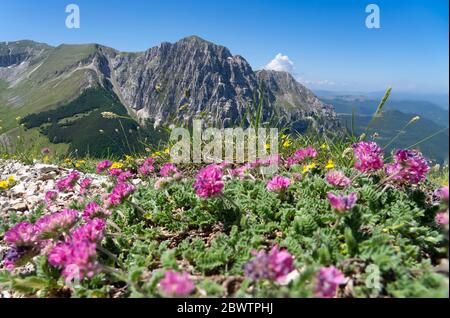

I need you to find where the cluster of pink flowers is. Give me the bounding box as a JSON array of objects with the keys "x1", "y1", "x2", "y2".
[
  {"x1": 139, "y1": 157, "x2": 155, "y2": 176},
  {"x1": 48, "y1": 216, "x2": 107, "y2": 283},
  {"x1": 34, "y1": 209, "x2": 79, "y2": 239},
  {"x1": 154, "y1": 163, "x2": 183, "y2": 190},
  {"x1": 266, "y1": 176, "x2": 291, "y2": 193},
  {"x1": 45, "y1": 191, "x2": 58, "y2": 207},
  {"x1": 326, "y1": 170, "x2": 352, "y2": 188},
  {"x1": 5, "y1": 222, "x2": 38, "y2": 247},
  {"x1": 286, "y1": 147, "x2": 317, "y2": 168},
  {"x1": 252, "y1": 155, "x2": 281, "y2": 169},
  {"x1": 160, "y1": 163, "x2": 181, "y2": 178},
  {"x1": 158, "y1": 270, "x2": 196, "y2": 297},
  {"x1": 315, "y1": 266, "x2": 346, "y2": 298},
  {"x1": 436, "y1": 186, "x2": 449, "y2": 203},
  {"x1": 83, "y1": 202, "x2": 110, "y2": 221},
  {"x1": 107, "y1": 182, "x2": 135, "y2": 206},
  {"x1": 193, "y1": 165, "x2": 224, "y2": 198},
  {"x1": 386, "y1": 150, "x2": 430, "y2": 185},
  {"x1": 352, "y1": 141, "x2": 384, "y2": 173},
  {"x1": 96, "y1": 160, "x2": 112, "y2": 174},
  {"x1": 327, "y1": 192, "x2": 358, "y2": 213},
  {"x1": 435, "y1": 186, "x2": 449, "y2": 226},
  {"x1": 4, "y1": 209, "x2": 80, "y2": 270},
  {"x1": 435, "y1": 213, "x2": 449, "y2": 226},
  {"x1": 109, "y1": 168, "x2": 134, "y2": 182},
  {"x1": 244, "y1": 246, "x2": 295, "y2": 283},
  {"x1": 79, "y1": 178, "x2": 92, "y2": 195},
  {"x1": 56, "y1": 171, "x2": 80, "y2": 192},
  {"x1": 230, "y1": 163, "x2": 252, "y2": 180},
  {"x1": 70, "y1": 219, "x2": 106, "y2": 243},
  {"x1": 117, "y1": 171, "x2": 134, "y2": 182},
  {"x1": 48, "y1": 239, "x2": 100, "y2": 283}
]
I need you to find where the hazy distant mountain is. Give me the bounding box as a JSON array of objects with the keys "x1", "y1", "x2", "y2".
[
  {"x1": 315, "y1": 90, "x2": 449, "y2": 110},
  {"x1": 339, "y1": 110, "x2": 449, "y2": 163},
  {"x1": 319, "y1": 95, "x2": 449, "y2": 128},
  {"x1": 315, "y1": 92, "x2": 449, "y2": 162}
]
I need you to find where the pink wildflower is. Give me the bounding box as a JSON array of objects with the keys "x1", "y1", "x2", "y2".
[
  {"x1": 71, "y1": 219, "x2": 106, "y2": 243},
  {"x1": 160, "y1": 163, "x2": 179, "y2": 178},
  {"x1": 266, "y1": 176, "x2": 291, "y2": 193},
  {"x1": 326, "y1": 170, "x2": 352, "y2": 188},
  {"x1": 294, "y1": 147, "x2": 317, "y2": 161},
  {"x1": 56, "y1": 171, "x2": 80, "y2": 192},
  {"x1": 118, "y1": 171, "x2": 134, "y2": 182},
  {"x1": 286, "y1": 147, "x2": 318, "y2": 168},
  {"x1": 44, "y1": 191, "x2": 58, "y2": 206},
  {"x1": 435, "y1": 212, "x2": 449, "y2": 226},
  {"x1": 327, "y1": 192, "x2": 358, "y2": 213},
  {"x1": 385, "y1": 150, "x2": 429, "y2": 185},
  {"x1": 437, "y1": 186, "x2": 449, "y2": 201},
  {"x1": 315, "y1": 266, "x2": 347, "y2": 298},
  {"x1": 352, "y1": 141, "x2": 384, "y2": 173},
  {"x1": 158, "y1": 270, "x2": 195, "y2": 297},
  {"x1": 82, "y1": 202, "x2": 110, "y2": 221},
  {"x1": 96, "y1": 160, "x2": 112, "y2": 174},
  {"x1": 34, "y1": 209, "x2": 79, "y2": 239},
  {"x1": 138, "y1": 157, "x2": 155, "y2": 176},
  {"x1": 230, "y1": 164, "x2": 252, "y2": 180},
  {"x1": 193, "y1": 165, "x2": 224, "y2": 198},
  {"x1": 107, "y1": 182, "x2": 135, "y2": 206},
  {"x1": 79, "y1": 178, "x2": 92, "y2": 194},
  {"x1": 109, "y1": 168, "x2": 123, "y2": 177},
  {"x1": 436, "y1": 186, "x2": 449, "y2": 204},
  {"x1": 49, "y1": 240, "x2": 100, "y2": 283},
  {"x1": 4, "y1": 222, "x2": 38, "y2": 247},
  {"x1": 244, "y1": 245, "x2": 295, "y2": 283}
]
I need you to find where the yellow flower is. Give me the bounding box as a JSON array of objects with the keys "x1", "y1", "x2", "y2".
[
  {"x1": 320, "y1": 143, "x2": 329, "y2": 150},
  {"x1": 282, "y1": 139, "x2": 292, "y2": 148},
  {"x1": 43, "y1": 156, "x2": 49, "y2": 163},
  {"x1": 302, "y1": 163, "x2": 317, "y2": 173},
  {"x1": 164, "y1": 148, "x2": 171, "y2": 155},
  {"x1": 325, "y1": 160, "x2": 335, "y2": 170},
  {"x1": 75, "y1": 160, "x2": 86, "y2": 168},
  {"x1": 110, "y1": 162, "x2": 124, "y2": 170},
  {"x1": 265, "y1": 143, "x2": 271, "y2": 151},
  {"x1": 7, "y1": 176, "x2": 15, "y2": 183},
  {"x1": 0, "y1": 180, "x2": 8, "y2": 189},
  {"x1": 153, "y1": 151, "x2": 162, "y2": 157},
  {"x1": 125, "y1": 155, "x2": 134, "y2": 163}
]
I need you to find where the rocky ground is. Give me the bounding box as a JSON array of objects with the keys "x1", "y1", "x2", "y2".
[{"x1": 0, "y1": 159, "x2": 106, "y2": 215}]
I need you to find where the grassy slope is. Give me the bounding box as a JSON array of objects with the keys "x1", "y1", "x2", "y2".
[
  {"x1": 20, "y1": 88, "x2": 169, "y2": 158},
  {"x1": 0, "y1": 45, "x2": 99, "y2": 133}
]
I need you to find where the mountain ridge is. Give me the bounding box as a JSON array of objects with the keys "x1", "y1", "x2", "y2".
[{"x1": 1, "y1": 36, "x2": 339, "y2": 133}]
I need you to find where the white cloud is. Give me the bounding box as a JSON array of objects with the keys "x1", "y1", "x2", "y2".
[{"x1": 264, "y1": 53, "x2": 295, "y2": 74}]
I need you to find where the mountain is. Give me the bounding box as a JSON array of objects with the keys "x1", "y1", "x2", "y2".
[{"x1": 0, "y1": 37, "x2": 338, "y2": 146}]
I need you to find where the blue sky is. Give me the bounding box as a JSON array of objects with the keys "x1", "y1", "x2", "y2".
[{"x1": 0, "y1": 0, "x2": 448, "y2": 93}]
